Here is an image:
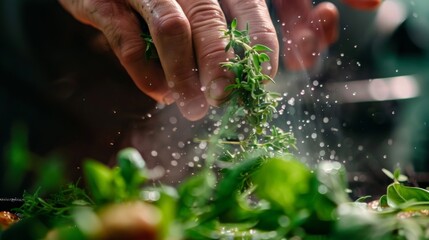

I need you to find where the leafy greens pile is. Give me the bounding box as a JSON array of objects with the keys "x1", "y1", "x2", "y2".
[{"x1": 2, "y1": 20, "x2": 429, "y2": 240}]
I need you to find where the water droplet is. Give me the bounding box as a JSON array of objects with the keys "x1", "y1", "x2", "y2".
[
  {"x1": 323, "y1": 117, "x2": 329, "y2": 123},
  {"x1": 169, "y1": 117, "x2": 177, "y2": 124},
  {"x1": 151, "y1": 151, "x2": 158, "y2": 157},
  {"x1": 172, "y1": 152, "x2": 181, "y2": 160},
  {"x1": 198, "y1": 141, "x2": 207, "y2": 150},
  {"x1": 318, "y1": 185, "x2": 328, "y2": 194}
]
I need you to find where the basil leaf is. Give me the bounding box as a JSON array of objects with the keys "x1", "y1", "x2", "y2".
[
  {"x1": 117, "y1": 148, "x2": 148, "y2": 191},
  {"x1": 387, "y1": 183, "x2": 429, "y2": 208},
  {"x1": 83, "y1": 160, "x2": 115, "y2": 204}
]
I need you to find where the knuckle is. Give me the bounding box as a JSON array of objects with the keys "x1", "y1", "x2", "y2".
[
  {"x1": 103, "y1": 25, "x2": 144, "y2": 65},
  {"x1": 235, "y1": 0, "x2": 267, "y2": 12},
  {"x1": 172, "y1": 66, "x2": 197, "y2": 86},
  {"x1": 82, "y1": 0, "x2": 130, "y2": 27},
  {"x1": 152, "y1": 13, "x2": 190, "y2": 38},
  {"x1": 249, "y1": 26, "x2": 278, "y2": 50},
  {"x1": 185, "y1": 2, "x2": 225, "y2": 29},
  {"x1": 181, "y1": 3, "x2": 228, "y2": 67},
  {"x1": 199, "y1": 42, "x2": 228, "y2": 67},
  {"x1": 118, "y1": 40, "x2": 145, "y2": 66},
  {"x1": 82, "y1": 0, "x2": 106, "y2": 20}
]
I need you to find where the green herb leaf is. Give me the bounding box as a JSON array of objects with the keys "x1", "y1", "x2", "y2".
[
  {"x1": 386, "y1": 182, "x2": 429, "y2": 208},
  {"x1": 117, "y1": 148, "x2": 148, "y2": 194},
  {"x1": 252, "y1": 44, "x2": 272, "y2": 52},
  {"x1": 252, "y1": 156, "x2": 313, "y2": 216},
  {"x1": 83, "y1": 160, "x2": 121, "y2": 204}
]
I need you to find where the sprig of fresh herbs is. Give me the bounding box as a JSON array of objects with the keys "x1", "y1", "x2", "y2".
[
  {"x1": 203, "y1": 19, "x2": 295, "y2": 167},
  {"x1": 13, "y1": 183, "x2": 92, "y2": 219}
]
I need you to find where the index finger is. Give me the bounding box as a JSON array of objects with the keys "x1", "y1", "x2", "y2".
[
  {"x1": 128, "y1": 0, "x2": 209, "y2": 121},
  {"x1": 177, "y1": 0, "x2": 234, "y2": 107}
]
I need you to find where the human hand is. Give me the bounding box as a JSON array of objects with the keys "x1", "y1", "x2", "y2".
[
  {"x1": 273, "y1": 0, "x2": 381, "y2": 70},
  {"x1": 58, "y1": 0, "x2": 381, "y2": 121},
  {"x1": 58, "y1": 0, "x2": 278, "y2": 121}
]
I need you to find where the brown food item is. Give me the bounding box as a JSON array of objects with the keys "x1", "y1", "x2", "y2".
[
  {"x1": 367, "y1": 200, "x2": 429, "y2": 219},
  {"x1": 0, "y1": 211, "x2": 20, "y2": 230},
  {"x1": 92, "y1": 201, "x2": 161, "y2": 240}
]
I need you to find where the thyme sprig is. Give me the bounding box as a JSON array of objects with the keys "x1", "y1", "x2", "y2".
[{"x1": 209, "y1": 19, "x2": 296, "y2": 164}]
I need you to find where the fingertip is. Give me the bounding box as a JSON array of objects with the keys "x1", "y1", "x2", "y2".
[
  {"x1": 262, "y1": 52, "x2": 279, "y2": 78},
  {"x1": 177, "y1": 95, "x2": 209, "y2": 121},
  {"x1": 342, "y1": 0, "x2": 382, "y2": 10},
  {"x1": 162, "y1": 91, "x2": 176, "y2": 105},
  {"x1": 311, "y1": 2, "x2": 340, "y2": 46},
  {"x1": 205, "y1": 78, "x2": 232, "y2": 106}
]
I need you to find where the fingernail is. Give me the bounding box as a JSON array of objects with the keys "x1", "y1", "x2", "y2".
[
  {"x1": 178, "y1": 95, "x2": 209, "y2": 121},
  {"x1": 162, "y1": 91, "x2": 176, "y2": 105},
  {"x1": 261, "y1": 61, "x2": 274, "y2": 77},
  {"x1": 208, "y1": 78, "x2": 231, "y2": 101}
]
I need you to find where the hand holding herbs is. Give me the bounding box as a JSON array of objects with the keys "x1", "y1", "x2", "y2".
[
  {"x1": 59, "y1": 0, "x2": 282, "y2": 121},
  {"x1": 3, "y1": 19, "x2": 429, "y2": 240},
  {"x1": 58, "y1": 0, "x2": 359, "y2": 121}
]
